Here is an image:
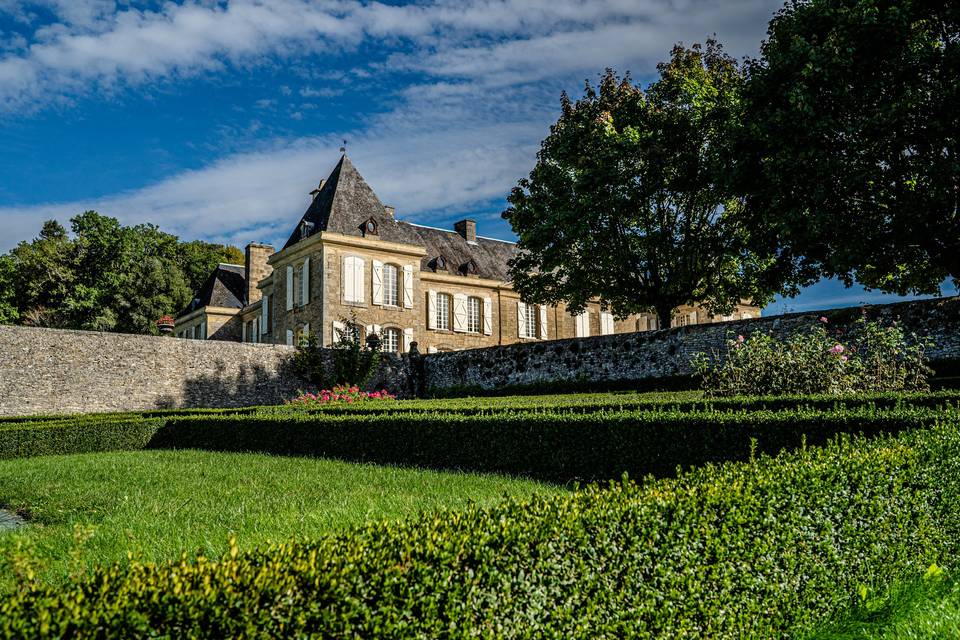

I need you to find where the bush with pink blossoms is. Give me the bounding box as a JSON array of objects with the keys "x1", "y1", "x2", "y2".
[
  {"x1": 289, "y1": 385, "x2": 396, "y2": 406},
  {"x1": 691, "y1": 315, "x2": 932, "y2": 396}
]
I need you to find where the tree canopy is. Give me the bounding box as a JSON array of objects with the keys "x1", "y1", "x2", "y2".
[
  {"x1": 503, "y1": 41, "x2": 777, "y2": 328},
  {"x1": 0, "y1": 212, "x2": 243, "y2": 334},
  {"x1": 740, "y1": 0, "x2": 960, "y2": 294}
]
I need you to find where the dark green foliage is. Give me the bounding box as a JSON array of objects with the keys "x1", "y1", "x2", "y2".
[
  {"x1": 0, "y1": 417, "x2": 162, "y2": 460},
  {"x1": 290, "y1": 334, "x2": 327, "y2": 388},
  {"x1": 148, "y1": 406, "x2": 952, "y2": 483},
  {"x1": 330, "y1": 316, "x2": 380, "y2": 387},
  {"x1": 740, "y1": 0, "x2": 960, "y2": 293},
  {"x1": 1, "y1": 211, "x2": 242, "y2": 333},
  {"x1": 3, "y1": 417, "x2": 960, "y2": 637},
  {"x1": 503, "y1": 41, "x2": 777, "y2": 327}
]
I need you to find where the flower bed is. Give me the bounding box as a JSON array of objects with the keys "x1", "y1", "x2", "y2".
[{"x1": 288, "y1": 385, "x2": 395, "y2": 406}]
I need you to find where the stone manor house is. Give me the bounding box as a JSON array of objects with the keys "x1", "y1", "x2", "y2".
[{"x1": 174, "y1": 155, "x2": 760, "y2": 352}]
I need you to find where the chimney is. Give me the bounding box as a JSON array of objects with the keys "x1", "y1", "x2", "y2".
[
  {"x1": 384, "y1": 205, "x2": 395, "y2": 219},
  {"x1": 454, "y1": 219, "x2": 477, "y2": 243},
  {"x1": 244, "y1": 242, "x2": 275, "y2": 305}
]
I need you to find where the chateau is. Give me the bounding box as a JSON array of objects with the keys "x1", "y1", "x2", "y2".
[{"x1": 174, "y1": 155, "x2": 760, "y2": 351}]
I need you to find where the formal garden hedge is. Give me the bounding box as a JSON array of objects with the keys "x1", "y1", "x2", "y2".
[
  {"x1": 2, "y1": 418, "x2": 959, "y2": 638},
  {"x1": 2, "y1": 404, "x2": 956, "y2": 482}
]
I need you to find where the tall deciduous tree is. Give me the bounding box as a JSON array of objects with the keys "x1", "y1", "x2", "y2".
[
  {"x1": 1, "y1": 212, "x2": 243, "y2": 334},
  {"x1": 503, "y1": 42, "x2": 776, "y2": 328},
  {"x1": 741, "y1": 0, "x2": 959, "y2": 294}
]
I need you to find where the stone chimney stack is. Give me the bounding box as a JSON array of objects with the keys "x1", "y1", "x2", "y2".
[
  {"x1": 454, "y1": 219, "x2": 477, "y2": 243},
  {"x1": 244, "y1": 242, "x2": 275, "y2": 305},
  {"x1": 384, "y1": 205, "x2": 395, "y2": 219}
]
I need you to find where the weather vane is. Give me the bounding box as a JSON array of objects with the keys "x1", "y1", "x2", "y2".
[{"x1": 339, "y1": 139, "x2": 347, "y2": 154}]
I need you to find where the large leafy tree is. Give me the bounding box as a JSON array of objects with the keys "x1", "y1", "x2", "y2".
[
  {"x1": 504, "y1": 41, "x2": 776, "y2": 328},
  {"x1": 740, "y1": 0, "x2": 959, "y2": 294},
  {"x1": 1, "y1": 212, "x2": 242, "y2": 334}
]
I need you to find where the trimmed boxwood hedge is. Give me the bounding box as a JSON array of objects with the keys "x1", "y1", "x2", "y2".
[
  {"x1": 2, "y1": 419, "x2": 959, "y2": 638},
  {"x1": 153, "y1": 406, "x2": 953, "y2": 482},
  {"x1": 0, "y1": 417, "x2": 162, "y2": 460}
]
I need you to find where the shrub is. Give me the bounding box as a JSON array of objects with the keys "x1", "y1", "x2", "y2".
[
  {"x1": 149, "y1": 406, "x2": 951, "y2": 483},
  {"x1": 692, "y1": 316, "x2": 932, "y2": 396},
  {"x1": 3, "y1": 418, "x2": 960, "y2": 638},
  {"x1": 0, "y1": 417, "x2": 163, "y2": 460}
]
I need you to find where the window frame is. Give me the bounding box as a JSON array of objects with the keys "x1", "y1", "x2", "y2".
[
  {"x1": 522, "y1": 302, "x2": 537, "y2": 338},
  {"x1": 382, "y1": 327, "x2": 401, "y2": 353},
  {"x1": 436, "y1": 292, "x2": 451, "y2": 331},
  {"x1": 382, "y1": 263, "x2": 399, "y2": 307},
  {"x1": 466, "y1": 296, "x2": 482, "y2": 333}
]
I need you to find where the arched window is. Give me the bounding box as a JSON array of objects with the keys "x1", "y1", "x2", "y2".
[
  {"x1": 382, "y1": 264, "x2": 399, "y2": 306},
  {"x1": 467, "y1": 296, "x2": 482, "y2": 333},
  {"x1": 436, "y1": 293, "x2": 451, "y2": 330},
  {"x1": 382, "y1": 327, "x2": 401, "y2": 353}
]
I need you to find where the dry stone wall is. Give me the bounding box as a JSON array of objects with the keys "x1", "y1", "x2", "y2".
[{"x1": 420, "y1": 297, "x2": 960, "y2": 395}]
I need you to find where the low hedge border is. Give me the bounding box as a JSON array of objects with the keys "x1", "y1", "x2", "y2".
[
  {"x1": 151, "y1": 406, "x2": 954, "y2": 482},
  {"x1": 3, "y1": 418, "x2": 959, "y2": 638},
  {"x1": 0, "y1": 417, "x2": 163, "y2": 460}
]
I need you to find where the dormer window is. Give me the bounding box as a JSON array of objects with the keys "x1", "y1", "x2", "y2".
[
  {"x1": 460, "y1": 260, "x2": 478, "y2": 276},
  {"x1": 433, "y1": 255, "x2": 448, "y2": 272},
  {"x1": 300, "y1": 220, "x2": 314, "y2": 240},
  {"x1": 361, "y1": 217, "x2": 378, "y2": 237}
]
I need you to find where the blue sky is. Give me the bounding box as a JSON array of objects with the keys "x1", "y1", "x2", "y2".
[{"x1": 0, "y1": 0, "x2": 955, "y2": 313}]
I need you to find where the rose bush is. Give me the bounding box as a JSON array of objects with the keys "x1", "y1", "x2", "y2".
[
  {"x1": 289, "y1": 385, "x2": 395, "y2": 406},
  {"x1": 692, "y1": 315, "x2": 932, "y2": 396}
]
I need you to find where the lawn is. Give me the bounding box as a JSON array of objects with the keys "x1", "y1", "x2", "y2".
[{"x1": 0, "y1": 449, "x2": 560, "y2": 589}]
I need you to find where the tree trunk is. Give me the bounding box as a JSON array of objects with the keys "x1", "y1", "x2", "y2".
[{"x1": 656, "y1": 303, "x2": 674, "y2": 331}]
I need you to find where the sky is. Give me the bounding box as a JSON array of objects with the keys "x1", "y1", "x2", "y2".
[{"x1": 0, "y1": 0, "x2": 955, "y2": 314}]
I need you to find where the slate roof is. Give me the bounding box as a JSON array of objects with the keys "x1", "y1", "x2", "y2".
[
  {"x1": 177, "y1": 263, "x2": 246, "y2": 318},
  {"x1": 283, "y1": 154, "x2": 519, "y2": 281}
]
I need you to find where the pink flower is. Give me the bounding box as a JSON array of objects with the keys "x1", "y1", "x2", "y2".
[
  {"x1": 840, "y1": 355, "x2": 848, "y2": 362},
  {"x1": 819, "y1": 317, "x2": 829, "y2": 323},
  {"x1": 829, "y1": 344, "x2": 845, "y2": 354},
  {"x1": 737, "y1": 335, "x2": 745, "y2": 343}
]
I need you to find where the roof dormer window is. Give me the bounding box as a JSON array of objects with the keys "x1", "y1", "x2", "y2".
[
  {"x1": 460, "y1": 259, "x2": 478, "y2": 276},
  {"x1": 300, "y1": 220, "x2": 315, "y2": 240},
  {"x1": 433, "y1": 255, "x2": 448, "y2": 272},
  {"x1": 361, "y1": 217, "x2": 378, "y2": 237}
]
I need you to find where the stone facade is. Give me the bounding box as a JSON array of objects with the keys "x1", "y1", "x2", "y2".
[{"x1": 174, "y1": 154, "x2": 761, "y2": 354}]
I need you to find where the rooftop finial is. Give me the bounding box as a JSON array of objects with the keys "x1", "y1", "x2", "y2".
[{"x1": 339, "y1": 139, "x2": 347, "y2": 154}]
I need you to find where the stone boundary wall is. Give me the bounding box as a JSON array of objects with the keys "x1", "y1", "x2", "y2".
[
  {"x1": 1, "y1": 297, "x2": 957, "y2": 416},
  {"x1": 420, "y1": 296, "x2": 960, "y2": 395},
  {"x1": 0, "y1": 327, "x2": 307, "y2": 417}
]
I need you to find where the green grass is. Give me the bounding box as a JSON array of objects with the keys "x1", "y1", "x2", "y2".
[
  {"x1": 802, "y1": 572, "x2": 960, "y2": 639},
  {"x1": 0, "y1": 449, "x2": 560, "y2": 589}
]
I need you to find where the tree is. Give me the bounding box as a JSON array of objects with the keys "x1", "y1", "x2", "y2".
[
  {"x1": 503, "y1": 42, "x2": 776, "y2": 328},
  {"x1": 740, "y1": 0, "x2": 960, "y2": 295},
  {"x1": 0, "y1": 255, "x2": 18, "y2": 325}
]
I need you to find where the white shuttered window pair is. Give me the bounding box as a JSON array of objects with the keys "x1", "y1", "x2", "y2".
[
  {"x1": 518, "y1": 302, "x2": 544, "y2": 339},
  {"x1": 343, "y1": 256, "x2": 365, "y2": 303}
]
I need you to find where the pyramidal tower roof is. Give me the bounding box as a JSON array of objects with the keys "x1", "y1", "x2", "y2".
[{"x1": 282, "y1": 154, "x2": 421, "y2": 250}]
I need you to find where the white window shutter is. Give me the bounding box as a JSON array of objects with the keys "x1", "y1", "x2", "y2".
[
  {"x1": 332, "y1": 320, "x2": 345, "y2": 344},
  {"x1": 538, "y1": 305, "x2": 548, "y2": 339},
  {"x1": 576, "y1": 312, "x2": 590, "y2": 338},
  {"x1": 372, "y1": 259, "x2": 383, "y2": 305},
  {"x1": 600, "y1": 312, "x2": 614, "y2": 335},
  {"x1": 343, "y1": 257, "x2": 355, "y2": 303},
  {"x1": 242, "y1": 322, "x2": 247, "y2": 342},
  {"x1": 427, "y1": 345, "x2": 437, "y2": 354},
  {"x1": 483, "y1": 296, "x2": 492, "y2": 335},
  {"x1": 286, "y1": 265, "x2": 294, "y2": 310},
  {"x1": 302, "y1": 258, "x2": 310, "y2": 305},
  {"x1": 354, "y1": 258, "x2": 366, "y2": 303},
  {"x1": 517, "y1": 301, "x2": 526, "y2": 338},
  {"x1": 403, "y1": 327, "x2": 413, "y2": 352},
  {"x1": 402, "y1": 265, "x2": 414, "y2": 308},
  {"x1": 285, "y1": 329, "x2": 294, "y2": 346},
  {"x1": 373, "y1": 324, "x2": 381, "y2": 336},
  {"x1": 365, "y1": 324, "x2": 373, "y2": 336},
  {"x1": 453, "y1": 293, "x2": 467, "y2": 332},
  {"x1": 253, "y1": 318, "x2": 260, "y2": 344},
  {"x1": 427, "y1": 290, "x2": 437, "y2": 329}
]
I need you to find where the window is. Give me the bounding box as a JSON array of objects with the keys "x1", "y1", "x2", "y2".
[
  {"x1": 436, "y1": 293, "x2": 451, "y2": 330},
  {"x1": 343, "y1": 256, "x2": 365, "y2": 303},
  {"x1": 382, "y1": 327, "x2": 400, "y2": 353},
  {"x1": 467, "y1": 297, "x2": 482, "y2": 333},
  {"x1": 296, "y1": 264, "x2": 304, "y2": 307},
  {"x1": 382, "y1": 264, "x2": 399, "y2": 306},
  {"x1": 245, "y1": 320, "x2": 254, "y2": 342},
  {"x1": 520, "y1": 302, "x2": 537, "y2": 338}
]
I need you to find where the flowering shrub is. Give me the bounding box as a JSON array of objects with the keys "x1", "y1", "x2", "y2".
[
  {"x1": 289, "y1": 385, "x2": 395, "y2": 406},
  {"x1": 691, "y1": 315, "x2": 932, "y2": 396}
]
